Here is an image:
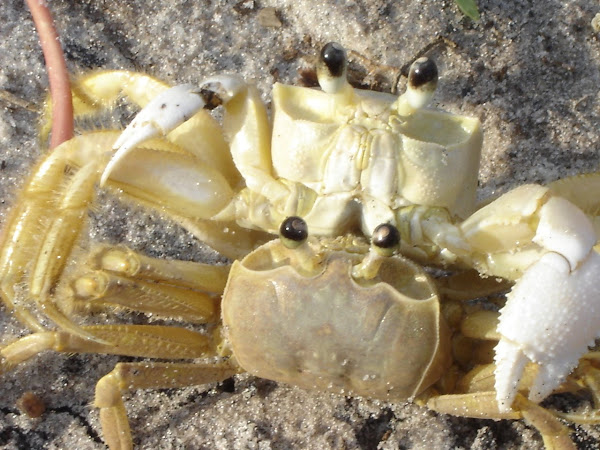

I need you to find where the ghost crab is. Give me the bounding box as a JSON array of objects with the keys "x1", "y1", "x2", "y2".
[
  {"x1": 2, "y1": 31, "x2": 600, "y2": 448},
  {"x1": 97, "y1": 42, "x2": 600, "y2": 413}
]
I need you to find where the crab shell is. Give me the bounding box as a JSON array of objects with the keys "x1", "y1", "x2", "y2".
[
  {"x1": 271, "y1": 84, "x2": 483, "y2": 222},
  {"x1": 222, "y1": 236, "x2": 452, "y2": 401}
]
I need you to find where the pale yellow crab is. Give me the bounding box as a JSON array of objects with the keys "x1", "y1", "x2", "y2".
[{"x1": 1, "y1": 42, "x2": 600, "y2": 449}]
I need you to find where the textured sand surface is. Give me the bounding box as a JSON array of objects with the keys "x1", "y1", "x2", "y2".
[{"x1": 1, "y1": 0, "x2": 600, "y2": 448}]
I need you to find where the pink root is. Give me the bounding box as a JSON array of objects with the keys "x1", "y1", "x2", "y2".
[{"x1": 25, "y1": 0, "x2": 74, "y2": 148}]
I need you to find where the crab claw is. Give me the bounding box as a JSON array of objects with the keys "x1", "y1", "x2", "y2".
[
  {"x1": 101, "y1": 75, "x2": 246, "y2": 186},
  {"x1": 494, "y1": 197, "x2": 600, "y2": 411}
]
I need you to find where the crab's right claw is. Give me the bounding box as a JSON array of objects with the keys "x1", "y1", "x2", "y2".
[
  {"x1": 494, "y1": 248, "x2": 600, "y2": 412},
  {"x1": 102, "y1": 75, "x2": 246, "y2": 186}
]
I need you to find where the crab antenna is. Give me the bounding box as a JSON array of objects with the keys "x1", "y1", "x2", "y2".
[
  {"x1": 26, "y1": 0, "x2": 74, "y2": 148},
  {"x1": 352, "y1": 224, "x2": 400, "y2": 281},
  {"x1": 317, "y1": 42, "x2": 350, "y2": 94}
]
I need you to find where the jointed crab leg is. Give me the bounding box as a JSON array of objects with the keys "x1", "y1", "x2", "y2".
[
  {"x1": 1, "y1": 242, "x2": 233, "y2": 370},
  {"x1": 0, "y1": 66, "x2": 273, "y2": 333},
  {"x1": 1, "y1": 324, "x2": 216, "y2": 369},
  {"x1": 70, "y1": 245, "x2": 229, "y2": 322},
  {"x1": 0, "y1": 149, "x2": 67, "y2": 332},
  {"x1": 429, "y1": 392, "x2": 575, "y2": 450},
  {"x1": 0, "y1": 124, "x2": 239, "y2": 336},
  {"x1": 428, "y1": 314, "x2": 586, "y2": 450},
  {"x1": 1, "y1": 242, "x2": 235, "y2": 448},
  {"x1": 0, "y1": 137, "x2": 107, "y2": 336},
  {"x1": 89, "y1": 246, "x2": 229, "y2": 292},
  {"x1": 1, "y1": 323, "x2": 238, "y2": 450},
  {"x1": 96, "y1": 360, "x2": 240, "y2": 450}
]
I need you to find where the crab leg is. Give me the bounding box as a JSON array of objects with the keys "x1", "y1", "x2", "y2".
[
  {"x1": 0, "y1": 144, "x2": 70, "y2": 331},
  {"x1": 1, "y1": 325, "x2": 236, "y2": 450},
  {"x1": 427, "y1": 360, "x2": 588, "y2": 449},
  {"x1": 428, "y1": 392, "x2": 576, "y2": 449},
  {"x1": 1, "y1": 324, "x2": 216, "y2": 370},
  {"x1": 0, "y1": 126, "x2": 240, "y2": 336},
  {"x1": 67, "y1": 245, "x2": 229, "y2": 322},
  {"x1": 95, "y1": 360, "x2": 239, "y2": 450},
  {"x1": 90, "y1": 246, "x2": 229, "y2": 292},
  {"x1": 0, "y1": 136, "x2": 110, "y2": 336}
]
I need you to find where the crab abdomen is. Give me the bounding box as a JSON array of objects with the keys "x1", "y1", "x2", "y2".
[{"x1": 222, "y1": 251, "x2": 451, "y2": 401}]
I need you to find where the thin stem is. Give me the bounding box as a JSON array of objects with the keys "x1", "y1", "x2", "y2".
[{"x1": 25, "y1": 0, "x2": 73, "y2": 148}]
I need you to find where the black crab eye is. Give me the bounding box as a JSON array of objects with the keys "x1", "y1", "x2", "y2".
[
  {"x1": 372, "y1": 223, "x2": 400, "y2": 256},
  {"x1": 317, "y1": 42, "x2": 349, "y2": 94},
  {"x1": 408, "y1": 57, "x2": 438, "y2": 90},
  {"x1": 320, "y1": 42, "x2": 347, "y2": 78},
  {"x1": 279, "y1": 216, "x2": 308, "y2": 249}
]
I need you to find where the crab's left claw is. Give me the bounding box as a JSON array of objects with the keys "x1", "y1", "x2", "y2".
[
  {"x1": 101, "y1": 75, "x2": 246, "y2": 186},
  {"x1": 494, "y1": 196, "x2": 600, "y2": 411}
]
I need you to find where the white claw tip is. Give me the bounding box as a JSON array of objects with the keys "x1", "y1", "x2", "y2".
[
  {"x1": 494, "y1": 339, "x2": 528, "y2": 412},
  {"x1": 101, "y1": 139, "x2": 139, "y2": 187}
]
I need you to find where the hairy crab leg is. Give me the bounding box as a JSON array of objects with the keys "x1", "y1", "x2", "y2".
[
  {"x1": 0, "y1": 134, "x2": 142, "y2": 342},
  {"x1": 0, "y1": 147, "x2": 68, "y2": 332},
  {"x1": 1, "y1": 243, "x2": 233, "y2": 372},
  {"x1": 0, "y1": 65, "x2": 265, "y2": 335},
  {"x1": 89, "y1": 245, "x2": 229, "y2": 292},
  {"x1": 0, "y1": 0, "x2": 73, "y2": 331},
  {"x1": 0, "y1": 137, "x2": 106, "y2": 335}
]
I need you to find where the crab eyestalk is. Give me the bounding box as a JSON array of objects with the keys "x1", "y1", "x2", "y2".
[
  {"x1": 352, "y1": 223, "x2": 401, "y2": 281},
  {"x1": 317, "y1": 42, "x2": 351, "y2": 94},
  {"x1": 396, "y1": 57, "x2": 438, "y2": 116},
  {"x1": 278, "y1": 216, "x2": 323, "y2": 273}
]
